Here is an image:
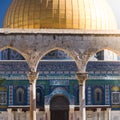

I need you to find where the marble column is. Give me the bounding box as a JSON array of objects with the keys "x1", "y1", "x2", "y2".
[
  {"x1": 7, "y1": 108, "x2": 14, "y2": 120},
  {"x1": 69, "y1": 105, "x2": 74, "y2": 120},
  {"x1": 97, "y1": 108, "x2": 101, "y2": 120},
  {"x1": 45, "y1": 105, "x2": 50, "y2": 120},
  {"x1": 105, "y1": 108, "x2": 110, "y2": 120},
  {"x1": 76, "y1": 72, "x2": 88, "y2": 120},
  {"x1": 108, "y1": 108, "x2": 111, "y2": 120},
  {"x1": 27, "y1": 71, "x2": 39, "y2": 120}
]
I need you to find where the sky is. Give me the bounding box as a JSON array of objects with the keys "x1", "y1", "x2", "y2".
[
  {"x1": 0, "y1": 0, "x2": 120, "y2": 28},
  {"x1": 0, "y1": 0, "x2": 11, "y2": 27},
  {"x1": 106, "y1": 0, "x2": 120, "y2": 28}
]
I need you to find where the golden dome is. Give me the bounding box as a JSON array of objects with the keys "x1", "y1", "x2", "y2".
[{"x1": 3, "y1": 0, "x2": 117, "y2": 30}]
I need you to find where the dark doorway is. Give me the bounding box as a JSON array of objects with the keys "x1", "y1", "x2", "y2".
[{"x1": 50, "y1": 95, "x2": 69, "y2": 120}]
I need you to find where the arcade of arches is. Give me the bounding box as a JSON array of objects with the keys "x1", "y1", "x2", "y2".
[
  {"x1": 0, "y1": 30, "x2": 120, "y2": 120},
  {"x1": 1, "y1": 0, "x2": 120, "y2": 119}
]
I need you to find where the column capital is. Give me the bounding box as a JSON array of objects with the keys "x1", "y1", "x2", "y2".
[
  {"x1": 97, "y1": 108, "x2": 101, "y2": 112},
  {"x1": 106, "y1": 108, "x2": 111, "y2": 111},
  {"x1": 69, "y1": 105, "x2": 75, "y2": 111},
  {"x1": 76, "y1": 72, "x2": 88, "y2": 84},
  {"x1": 45, "y1": 105, "x2": 50, "y2": 111},
  {"x1": 17, "y1": 108, "x2": 22, "y2": 113},
  {"x1": 27, "y1": 71, "x2": 39, "y2": 83},
  {"x1": 7, "y1": 108, "x2": 12, "y2": 112}
]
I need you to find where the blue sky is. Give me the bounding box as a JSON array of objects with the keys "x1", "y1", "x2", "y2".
[{"x1": 0, "y1": 0, "x2": 11, "y2": 27}]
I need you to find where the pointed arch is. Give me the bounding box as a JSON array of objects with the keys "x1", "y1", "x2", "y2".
[
  {"x1": 94, "y1": 88, "x2": 103, "y2": 104},
  {"x1": 88, "y1": 47, "x2": 120, "y2": 62},
  {"x1": 0, "y1": 46, "x2": 27, "y2": 60},
  {"x1": 36, "y1": 47, "x2": 79, "y2": 71},
  {"x1": 85, "y1": 47, "x2": 120, "y2": 71},
  {"x1": 16, "y1": 87, "x2": 25, "y2": 105}
]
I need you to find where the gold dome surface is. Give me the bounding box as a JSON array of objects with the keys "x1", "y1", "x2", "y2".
[{"x1": 3, "y1": 0, "x2": 117, "y2": 30}]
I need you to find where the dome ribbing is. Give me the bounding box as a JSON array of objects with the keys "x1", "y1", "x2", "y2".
[{"x1": 3, "y1": 0, "x2": 117, "y2": 30}]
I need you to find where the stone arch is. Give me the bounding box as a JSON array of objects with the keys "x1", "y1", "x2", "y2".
[
  {"x1": 0, "y1": 46, "x2": 31, "y2": 73},
  {"x1": 40, "y1": 47, "x2": 74, "y2": 59},
  {"x1": 0, "y1": 46, "x2": 27, "y2": 60},
  {"x1": 84, "y1": 47, "x2": 120, "y2": 71},
  {"x1": 89, "y1": 47, "x2": 120, "y2": 61},
  {"x1": 36, "y1": 47, "x2": 80, "y2": 72}
]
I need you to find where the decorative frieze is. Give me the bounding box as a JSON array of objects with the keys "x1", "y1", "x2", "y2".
[
  {"x1": 105, "y1": 85, "x2": 110, "y2": 105},
  {"x1": 9, "y1": 86, "x2": 13, "y2": 105}
]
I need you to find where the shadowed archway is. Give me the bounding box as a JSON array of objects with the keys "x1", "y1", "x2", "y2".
[{"x1": 50, "y1": 95, "x2": 69, "y2": 120}]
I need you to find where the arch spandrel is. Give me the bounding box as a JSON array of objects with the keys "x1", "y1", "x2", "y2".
[{"x1": 25, "y1": 47, "x2": 89, "y2": 73}]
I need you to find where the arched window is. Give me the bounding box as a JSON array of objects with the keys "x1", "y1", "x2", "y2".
[
  {"x1": 16, "y1": 87, "x2": 24, "y2": 104},
  {"x1": 36, "y1": 88, "x2": 43, "y2": 107},
  {"x1": 94, "y1": 88, "x2": 102, "y2": 104}
]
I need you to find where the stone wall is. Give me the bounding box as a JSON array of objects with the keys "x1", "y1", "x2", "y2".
[
  {"x1": 0, "y1": 110, "x2": 119, "y2": 120},
  {"x1": 111, "y1": 111, "x2": 120, "y2": 120},
  {"x1": 0, "y1": 29, "x2": 120, "y2": 72}
]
